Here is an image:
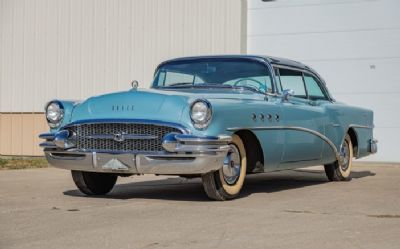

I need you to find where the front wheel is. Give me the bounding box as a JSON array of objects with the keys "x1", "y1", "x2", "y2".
[
  {"x1": 324, "y1": 134, "x2": 353, "y2": 181},
  {"x1": 71, "y1": 171, "x2": 118, "y2": 195},
  {"x1": 201, "y1": 134, "x2": 247, "y2": 201}
]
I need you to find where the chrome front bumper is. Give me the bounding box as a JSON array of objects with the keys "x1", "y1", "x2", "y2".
[{"x1": 41, "y1": 133, "x2": 231, "y2": 175}]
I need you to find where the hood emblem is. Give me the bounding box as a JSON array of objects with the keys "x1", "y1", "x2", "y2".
[{"x1": 112, "y1": 105, "x2": 135, "y2": 111}]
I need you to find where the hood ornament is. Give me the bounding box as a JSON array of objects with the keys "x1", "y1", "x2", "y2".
[{"x1": 131, "y1": 80, "x2": 139, "y2": 90}]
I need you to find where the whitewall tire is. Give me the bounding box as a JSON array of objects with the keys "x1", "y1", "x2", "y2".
[{"x1": 201, "y1": 134, "x2": 247, "y2": 200}]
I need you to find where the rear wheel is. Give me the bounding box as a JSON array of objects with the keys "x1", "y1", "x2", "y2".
[
  {"x1": 71, "y1": 170, "x2": 118, "y2": 195},
  {"x1": 324, "y1": 134, "x2": 353, "y2": 181},
  {"x1": 201, "y1": 135, "x2": 247, "y2": 201}
]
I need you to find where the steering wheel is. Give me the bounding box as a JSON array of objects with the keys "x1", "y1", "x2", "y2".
[{"x1": 233, "y1": 78, "x2": 266, "y2": 92}]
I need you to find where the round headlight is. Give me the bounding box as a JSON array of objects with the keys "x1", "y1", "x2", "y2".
[
  {"x1": 45, "y1": 101, "x2": 64, "y2": 128},
  {"x1": 190, "y1": 100, "x2": 212, "y2": 129}
]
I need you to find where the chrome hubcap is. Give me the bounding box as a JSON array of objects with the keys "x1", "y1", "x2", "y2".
[
  {"x1": 340, "y1": 140, "x2": 350, "y2": 171},
  {"x1": 222, "y1": 145, "x2": 241, "y2": 185}
]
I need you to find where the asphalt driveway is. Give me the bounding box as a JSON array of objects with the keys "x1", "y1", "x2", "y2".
[{"x1": 1, "y1": 163, "x2": 399, "y2": 249}]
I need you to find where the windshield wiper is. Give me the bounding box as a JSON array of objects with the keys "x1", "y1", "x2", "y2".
[
  {"x1": 230, "y1": 85, "x2": 264, "y2": 94},
  {"x1": 167, "y1": 82, "x2": 195, "y2": 87},
  {"x1": 192, "y1": 84, "x2": 233, "y2": 89}
]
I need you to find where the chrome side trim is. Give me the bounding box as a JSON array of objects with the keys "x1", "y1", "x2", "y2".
[
  {"x1": 227, "y1": 126, "x2": 343, "y2": 163},
  {"x1": 349, "y1": 124, "x2": 374, "y2": 129}
]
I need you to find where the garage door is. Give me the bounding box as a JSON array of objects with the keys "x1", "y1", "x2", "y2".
[{"x1": 247, "y1": 0, "x2": 400, "y2": 162}]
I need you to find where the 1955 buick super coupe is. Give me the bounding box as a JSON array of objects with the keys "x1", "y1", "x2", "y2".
[{"x1": 40, "y1": 55, "x2": 377, "y2": 200}]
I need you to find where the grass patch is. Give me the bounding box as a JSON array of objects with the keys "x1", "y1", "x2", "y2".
[{"x1": 0, "y1": 157, "x2": 49, "y2": 170}]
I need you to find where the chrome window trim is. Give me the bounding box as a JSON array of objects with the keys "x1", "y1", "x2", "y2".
[
  {"x1": 272, "y1": 64, "x2": 334, "y2": 101},
  {"x1": 152, "y1": 57, "x2": 278, "y2": 95}
]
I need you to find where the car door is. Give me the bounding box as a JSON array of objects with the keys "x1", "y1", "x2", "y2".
[{"x1": 276, "y1": 67, "x2": 328, "y2": 166}]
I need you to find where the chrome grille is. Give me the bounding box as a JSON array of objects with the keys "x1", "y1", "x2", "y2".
[{"x1": 67, "y1": 123, "x2": 182, "y2": 152}]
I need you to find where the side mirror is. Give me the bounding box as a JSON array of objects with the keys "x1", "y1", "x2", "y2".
[
  {"x1": 131, "y1": 80, "x2": 139, "y2": 90},
  {"x1": 281, "y1": 89, "x2": 294, "y2": 102}
]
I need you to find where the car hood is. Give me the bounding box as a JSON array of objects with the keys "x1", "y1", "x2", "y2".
[{"x1": 70, "y1": 88, "x2": 263, "y2": 126}]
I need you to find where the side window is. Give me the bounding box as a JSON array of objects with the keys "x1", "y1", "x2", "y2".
[
  {"x1": 304, "y1": 74, "x2": 327, "y2": 100},
  {"x1": 279, "y1": 68, "x2": 307, "y2": 98}
]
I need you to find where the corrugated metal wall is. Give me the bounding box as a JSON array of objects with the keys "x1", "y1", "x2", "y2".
[
  {"x1": 247, "y1": 0, "x2": 400, "y2": 162},
  {"x1": 0, "y1": 0, "x2": 246, "y2": 156}
]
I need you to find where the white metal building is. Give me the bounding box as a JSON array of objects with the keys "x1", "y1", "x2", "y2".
[
  {"x1": 247, "y1": 0, "x2": 400, "y2": 162},
  {"x1": 1, "y1": 0, "x2": 399, "y2": 162}
]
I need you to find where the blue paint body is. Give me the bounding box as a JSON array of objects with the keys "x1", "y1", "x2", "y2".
[{"x1": 49, "y1": 55, "x2": 375, "y2": 172}]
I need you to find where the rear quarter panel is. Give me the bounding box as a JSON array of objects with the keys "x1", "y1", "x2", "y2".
[{"x1": 322, "y1": 101, "x2": 374, "y2": 162}]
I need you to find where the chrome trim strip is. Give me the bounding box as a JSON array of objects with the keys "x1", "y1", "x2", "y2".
[
  {"x1": 227, "y1": 126, "x2": 343, "y2": 163},
  {"x1": 174, "y1": 144, "x2": 231, "y2": 153},
  {"x1": 162, "y1": 134, "x2": 232, "y2": 153},
  {"x1": 62, "y1": 119, "x2": 190, "y2": 134},
  {"x1": 349, "y1": 124, "x2": 373, "y2": 129},
  {"x1": 85, "y1": 134, "x2": 158, "y2": 140},
  {"x1": 272, "y1": 64, "x2": 334, "y2": 101},
  {"x1": 92, "y1": 152, "x2": 98, "y2": 168},
  {"x1": 154, "y1": 56, "x2": 278, "y2": 94},
  {"x1": 39, "y1": 141, "x2": 57, "y2": 148},
  {"x1": 39, "y1": 133, "x2": 55, "y2": 140},
  {"x1": 71, "y1": 148, "x2": 168, "y2": 155},
  {"x1": 174, "y1": 134, "x2": 232, "y2": 143}
]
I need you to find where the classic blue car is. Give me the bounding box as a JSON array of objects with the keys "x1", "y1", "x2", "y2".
[{"x1": 40, "y1": 55, "x2": 377, "y2": 200}]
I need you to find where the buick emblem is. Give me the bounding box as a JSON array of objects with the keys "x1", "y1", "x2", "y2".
[{"x1": 113, "y1": 132, "x2": 125, "y2": 142}]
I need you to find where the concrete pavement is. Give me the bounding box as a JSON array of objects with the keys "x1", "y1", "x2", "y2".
[{"x1": 1, "y1": 163, "x2": 399, "y2": 249}]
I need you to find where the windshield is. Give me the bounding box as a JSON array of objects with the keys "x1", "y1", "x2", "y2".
[{"x1": 152, "y1": 59, "x2": 273, "y2": 93}]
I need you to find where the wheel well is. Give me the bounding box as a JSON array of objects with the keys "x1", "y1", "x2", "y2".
[
  {"x1": 347, "y1": 128, "x2": 359, "y2": 157},
  {"x1": 234, "y1": 130, "x2": 264, "y2": 173}
]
